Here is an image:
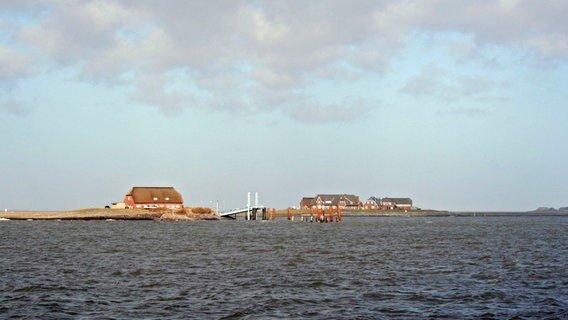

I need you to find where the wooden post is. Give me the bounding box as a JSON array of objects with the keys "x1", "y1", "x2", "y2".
[
  {"x1": 337, "y1": 206, "x2": 342, "y2": 222},
  {"x1": 309, "y1": 207, "x2": 314, "y2": 223},
  {"x1": 317, "y1": 207, "x2": 322, "y2": 222},
  {"x1": 330, "y1": 206, "x2": 334, "y2": 223},
  {"x1": 287, "y1": 207, "x2": 291, "y2": 220}
]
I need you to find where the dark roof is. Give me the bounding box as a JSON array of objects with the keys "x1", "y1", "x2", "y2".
[
  {"x1": 316, "y1": 194, "x2": 339, "y2": 203},
  {"x1": 126, "y1": 187, "x2": 183, "y2": 204},
  {"x1": 341, "y1": 194, "x2": 360, "y2": 205},
  {"x1": 367, "y1": 196, "x2": 381, "y2": 203},
  {"x1": 315, "y1": 194, "x2": 360, "y2": 206},
  {"x1": 382, "y1": 197, "x2": 412, "y2": 205},
  {"x1": 300, "y1": 197, "x2": 314, "y2": 206}
]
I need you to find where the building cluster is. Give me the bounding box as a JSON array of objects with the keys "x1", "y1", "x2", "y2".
[
  {"x1": 300, "y1": 194, "x2": 413, "y2": 210},
  {"x1": 112, "y1": 186, "x2": 414, "y2": 212},
  {"x1": 363, "y1": 197, "x2": 413, "y2": 210},
  {"x1": 300, "y1": 194, "x2": 362, "y2": 210}
]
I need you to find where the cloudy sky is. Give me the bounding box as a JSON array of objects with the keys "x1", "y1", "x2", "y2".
[{"x1": 1, "y1": 0, "x2": 567, "y2": 211}]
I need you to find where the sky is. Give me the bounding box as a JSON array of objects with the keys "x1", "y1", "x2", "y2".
[{"x1": 1, "y1": 0, "x2": 567, "y2": 212}]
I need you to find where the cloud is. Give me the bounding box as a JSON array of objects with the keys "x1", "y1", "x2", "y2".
[
  {"x1": 18, "y1": 1, "x2": 137, "y2": 66},
  {"x1": 2, "y1": 0, "x2": 567, "y2": 121},
  {"x1": 0, "y1": 44, "x2": 36, "y2": 85},
  {"x1": 437, "y1": 107, "x2": 490, "y2": 118},
  {"x1": 525, "y1": 33, "x2": 568, "y2": 59},
  {"x1": 410, "y1": 0, "x2": 568, "y2": 57},
  {"x1": 400, "y1": 64, "x2": 503, "y2": 103},
  {"x1": 401, "y1": 65, "x2": 454, "y2": 100},
  {"x1": 130, "y1": 73, "x2": 193, "y2": 116},
  {"x1": 0, "y1": 100, "x2": 31, "y2": 116},
  {"x1": 289, "y1": 97, "x2": 370, "y2": 123}
]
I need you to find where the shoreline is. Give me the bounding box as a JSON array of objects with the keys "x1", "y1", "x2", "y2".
[
  {"x1": 278, "y1": 208, "x2": 568, "y2": 218},
  {"x1": 0, "y1": 208, "x2": 220, "y2": 221},
  {"x1": 1, "y1": 208, "x2": 566, "y2": 221},
  {"x1": 339, "y1": 211, "x2": 568, "y2": 217}
]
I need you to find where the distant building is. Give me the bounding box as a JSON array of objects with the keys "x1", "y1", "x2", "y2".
[
  {"x1": 124, "y1": 187, "x2": 184, "y2": 209},
  {"x1": 381, "y1": 197, "x2": 412, "y2": 210},
  {"x1": 364, "y1": 197, "x2": 381, "y2": 210},
  {"x1": 300, "y1": 197, "x2": 314, "y2": 209},
  {"x1": 311, "y1": 194, "x2": 361, "y2": 209}
]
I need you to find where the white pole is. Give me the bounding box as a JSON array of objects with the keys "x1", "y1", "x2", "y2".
[
  {"x1": 255, "y1": 192, "x2": 259, "y2": 220},
  {"x1": 247, "y1": 192, "x2": 251, "y2": 220}
]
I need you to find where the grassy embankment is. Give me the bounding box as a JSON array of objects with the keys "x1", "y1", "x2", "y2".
[{"x1": 0, "y1": 207, "x2": 220, "y2": 221}]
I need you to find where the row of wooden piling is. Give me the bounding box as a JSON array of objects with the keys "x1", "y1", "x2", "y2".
[
  {"x1": 248, "y1": 207, "x2": 342, "y2": 222},
  {"x1": 287, "y1": 207, "x2": 342, "y2": 223},
  {"x1": 263, "y1": 208, "x2": 278, "y2": 220}
]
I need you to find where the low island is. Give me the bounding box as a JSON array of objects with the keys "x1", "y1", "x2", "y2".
[
  {"x1": 2, "y1": 206, "x2": 567, "y2": 222},
  {"x1": 0, "y1": 207, "x2": 220, "y2": 221}
]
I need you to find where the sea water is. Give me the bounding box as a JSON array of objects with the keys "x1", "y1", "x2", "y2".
[{"x1": 1, "y1": 216, "x2": 567, "y2": 319}]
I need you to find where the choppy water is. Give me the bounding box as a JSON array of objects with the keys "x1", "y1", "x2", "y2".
[{"x1": 1, "y1": 216, "x2": 567, "y2": 319}]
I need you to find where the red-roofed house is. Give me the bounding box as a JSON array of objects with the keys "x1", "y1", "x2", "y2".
[{"x1": 124, "y1": 187, "x2": 184, "y2": 209}]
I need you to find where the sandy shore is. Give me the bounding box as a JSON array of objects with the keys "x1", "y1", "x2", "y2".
[{"x1": 0, "y1": 208, "x2": 220, "y2": 221}]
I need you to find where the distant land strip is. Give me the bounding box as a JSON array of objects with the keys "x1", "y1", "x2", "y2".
[
  {"x1": 0, "y1": 208, "x2": 220, "y2": 221},
  {"x1": 339, "y1": 211, "x2": 568, "y2": 217},
  {"x1": 1, "y1": 208, "x2": 567, "y2": 221},
  {"x1": 278, "y1": 209, "x2": 568, "y2": 217}
]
